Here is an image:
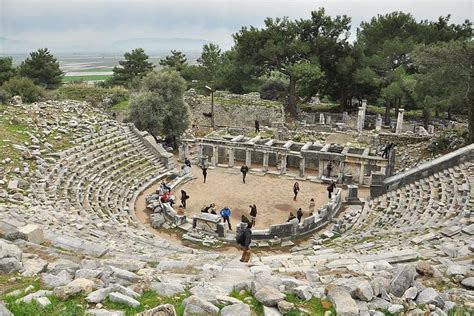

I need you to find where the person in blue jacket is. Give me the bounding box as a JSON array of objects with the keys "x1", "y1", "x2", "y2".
[{"x1": 220, "y1": 206, "x2": 232, "y2": 230}]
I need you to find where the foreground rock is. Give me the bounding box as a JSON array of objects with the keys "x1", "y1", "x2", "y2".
[
  {"x1": 255, "y1": 286, "x2": 285, "y2": 307},
  {"x1": 182, "y1": 295, "x2": 219, "y2": 315}
]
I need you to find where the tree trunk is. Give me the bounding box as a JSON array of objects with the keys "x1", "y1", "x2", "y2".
[
  {"x1": 423, "y1": 107, "x2": 431, "y2": 128},
  {"x1": 384, "y1": 101, "x2": 391, "y2": 125},
  {"x1": 340, "y1": 93, "x2": 346, "y2": 112},
  {"x1": 447, "y1": 106, "x2": 452, "y2": 121},
  {"x1": 287, "y1": 77, "x2": 298, "y2": 117},
  {"x1": 435, "y1": 109, "x2": 439, "y2": 118}
]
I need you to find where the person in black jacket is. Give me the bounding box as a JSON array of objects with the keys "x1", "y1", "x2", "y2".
[
  {"x1": 180, "y1": 190, "x2": 189, "y2": 209},
  {"x1": 201, "y1": 165, "x2": 208, "y2": 183},
  {"x1": 240, "y1": 165, "x2": 249, "y2": 183},
  {"x1": 239, "y1": 222, "x2": 252, "y2": 262},
  {"x1": 296, "y1": 208, "x2": 303, "y2": 223},
  {"x1": 249, "y1": 204, "x2": 257, "y2": 226}
]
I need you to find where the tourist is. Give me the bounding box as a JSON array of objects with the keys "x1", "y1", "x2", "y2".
[
  {"x1": 161, "y1": 191, "x2": 170, "y2": 203},
  {"x1": 249, "y1": 204, "x2": 257, "y2": 227},
  {"x1": 241, "y1": 214, "x2": 251, "y2": 225},
  {"x1": 240, "y1": 164, "x2": 249, "y2": 183},
  {"x1": 180, "y1": 190, "x2": 189, "y2": 209},
  {"x1": 201, "y1": 165, "x2": 208, "y2": 183},
  {"x1": 159, "y1": 182, "x2": 171, "y2": 194},
  {"x1": 327, "y1": 181, "x2": 336, "y2": 199},
  {"x1": 220, "y1": 206, "x2": 232, "y2": 230},
  {"x1": 293, "y1": 182, "x2": 300, "y2": 201},
  {"x1": 381, "y1": 143, "x2": 393, "y2": 158},
  {"x1": 297, "y1": 208, "x2": 303, "y2": 223},
  {"x1": 287, "y1": 212, "x2": 296, "y2": 222},
  {"x1": 237, "y1": 221, "x2": 252, "y2": 262},
  {"x1": 201, "y1": 205, "x2": 210, "y2": 213},
  {"x1": 255, "y1": 120, "x2": 260, "y2": 133},
  {"x1": 308, "y1": 198, "x2": 315, "y2": 215},
  {"x1": 184, "y1": 158, "x2": 191, "y2": 168},
  {"x1": 327, "y1": 162, "x2": 333, "y2": 177}
]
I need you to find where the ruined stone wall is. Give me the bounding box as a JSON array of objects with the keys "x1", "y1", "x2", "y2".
[{"x1": 184, "y1": 90, "x2": 284, "y2": 128}]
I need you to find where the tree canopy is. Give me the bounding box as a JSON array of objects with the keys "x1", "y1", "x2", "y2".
[
  {"x1": 111, "y1": 48, "x2": 154, "y2": 86},
  {"x1": 159, "y1": 50, "x2": 188, "y2": 72},
  {"x1": 18, "y1": 48, "x2": 63, "y2": 88},
  {"x1": 0, "y1": 57, "x2": 16, "y2": 86},
  {"x1": 128, "y1": 71, "x2": 189, "y2": 147}
]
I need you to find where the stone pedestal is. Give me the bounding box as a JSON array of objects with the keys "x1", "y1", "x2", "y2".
[
  {"x1": 197, "y1": 144, "x2": 203, "y2": 162},
  {"x1": 395, "y1": 108, "x2": 404, "y2": 134},
  {"x1": 326, "y1": 116, "x2": 331, "y2": 125},
  {"x1": 375, "y1": 114, "x2": 382, "y2": 131},
  {"x1": 346, "y1": 185, "x2": 360, "y2": 202},
  {"x1": 357, "y1": 107, "x2": 365, "y2": 132},
  {"x1": 228, "y1": 148, "x2": 235, "y2": 168},
  {"x1": 319, "y1": 113, "x2": 325, "y2": 124},
  {"x1": 343, "y1": 174, "x2": 353, "y2": 185},
  {"x1": 370, "y1": 172, "x2": 386, "y2": 198},
  {"x1": 427, "y1": 125, "x2": 434, "y2": 134},
  {"x1": 262, "y1": 152, "x2": 269, "y2": 172}
]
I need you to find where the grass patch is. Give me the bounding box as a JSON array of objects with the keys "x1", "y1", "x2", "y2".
[
  {"x1": 210, "y1": 96, "x2": 282, "y2": 109},
  {"x1": 55, "y1": 85, "x2": 128, "y2": 106},
  {"x1": 0, "y1": 274, "x2": 40, "y2": 296},
  {"x1": 5, "y1": 295, "x2": 88, "y2": 316},
  {"x1": 63, "y1": 74, "x2": 112, "y2": 83},
  {"x1": 229, "y1": 289, "x2": 264, "y2": 315},
  {"x1": 111, "y1": 99, "x2": 129, "y2": 111},
  {"x1": 285, "y1": 293, "x2": 335, "y2": 316}
]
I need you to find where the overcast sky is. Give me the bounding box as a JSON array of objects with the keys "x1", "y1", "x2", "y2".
[{"x1": 1, "y1": 0, "x2": 472, "y2": 53}]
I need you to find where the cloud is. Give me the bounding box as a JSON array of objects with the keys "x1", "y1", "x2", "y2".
[{"x1": 1, "y1": 0, "x2": 471, "y2": 53}]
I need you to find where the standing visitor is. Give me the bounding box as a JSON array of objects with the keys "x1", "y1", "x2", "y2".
[
  {"x1": 220, "y1": 206, "x2": 232, "y2": 230},
  {"x1": 308, "y1": 198, "x2": 315, "y2": 215},
  {"x1": 327, "y1": 162, "x2": 333, "y2": 177},
  {"x1": 184, "y1": 158, "x2": 191, "y2": 168},
  {"x1": 249, "y1": 204, "x2": 257, "y2": 227},
  {"x1": 180, "y1": 190, "x2": 189, "y2": 209},
  {"x1": 296, "y1": 208, "x2": 303, "y2": 223},
  {"x1": 287, "y1": 212, "x2": 296, "y2": 222},
  {"x1": 327, "y1": 181, "x2": 336, "y2": 199},
  {"x1": 237, "y1": 222, "x2": 252, "y2": 262},
  {"x1": 255, "y1": 120, "x2": 260, "y2": 133},
  {"x1": 240, "y1": 164, "x2": 249, "y2": 184},
  {"x1": 293, "y1": 182, "x2": 300, "y2": 201},
  {"x1": 201, "y1": 165, "x2": 208, "y2": 183}
]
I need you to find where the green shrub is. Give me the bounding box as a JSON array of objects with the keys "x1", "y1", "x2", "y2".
[
  {"x1": 260, "y1": 79, "x2": 288, "y2": 101},
  {"x1": 55, "y1": 85, "x2": 128, "y2": 106},
  {"x1": 1, "y1": 76, "x2": 45, "y2": 103}
]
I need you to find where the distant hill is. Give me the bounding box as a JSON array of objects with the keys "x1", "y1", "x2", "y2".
[
  {"x1": 109, "y1": 37, "x2": 208, "y2": 53},
  {"x1": 0, "y1": 37, "x2": 36, "y2": 54}
]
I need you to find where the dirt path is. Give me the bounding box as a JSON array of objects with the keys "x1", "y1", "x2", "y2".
[{"x1": 136, "y1": 165, "x2": 369, "y2": 232}]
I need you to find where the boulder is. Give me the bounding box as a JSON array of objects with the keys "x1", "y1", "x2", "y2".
[
  {"x1": 109, "y1": 266, "x2": 140, "y2": 283},
  {"x1": 189, "y1": 283, "x2": 227, "y2": 303},
  {"x1": 137, "y1": 304, "x2": 176, "y2": 316},
  {"x1": 0, "y1": 240, "x2": 22, "y2": 261},
  {"x1": 461, "y1": 277, "x2": 474, "y2": 290},
  {"x1": 75, "y1": 269, "x2": 103, "y2": 280},
  {"x1": 0, "y1": 303, "x2": 13, "y2": 316},
  {"x1": 354, "y1": 281, "x2": 373, "y2": 302},
  {"x1": 220, "y1": 303, "x2": 251, "y2": 316},
  {"x1": 85, "y1": 309, "x2": 125, "y2": 316},
  {"x1": 327, "y1": 286, "x2": 359, "y2": 316},
  {"x1": 182, "y1": 295, "x2": 219, "y2": 315},
  {"x1": 108, "y1": 292, "x2": 140, "y2": 308},
  {"x1": 446, "y1": 264, "x2": 468, "y2": 277},
  {"x1": 0, "y1": 257, "x2": 22, "y2": 273},
  {"x1": 53, "y1": 278, "x2": 95, "y2": 300},
  {"x1": 293, "y1": 286, "x2": 312, "y2": 301},
  {"x1": 388, "y1": 265, "x2": 416, "y2": 297},
  {"x1": 41, "y1": 270, "x2": 73, "y2": 288},
  {"x1": 402, "y1": 286, "x2": 418, "y2": 300},
  {"x1": 16, "y1": 290, "x2": 52, "y2": 303},
  {"x1": 415, "y1": 288, "x2": 444, "y2": 308},
  {"x1": 255, "y1": 286, "x2": 285, "y2": 307},
  {"x1": 18, "y1": 224, "x2": 44, "y2": 244},
  {"x1": 415, "y1": 261, "x2": 434, "y2": 277},
  {"x1": 151, "y1": 282, "x2": 185, "y2": 297},
  {"x1": 277, "y1": 300, "x2": 295, "y2": 314},
  {"x1": 86, "y1": 287, "x2": 115, "y2": 303},
  {"x1": 22, "y1": 258, "x2": 48, "y2": 277},
  {"x1": 47, "y1": 259, "x2": 80, "y2": 274},
  {"x1": 35, "y1": 296, "x2": 51, "y2": 307}
]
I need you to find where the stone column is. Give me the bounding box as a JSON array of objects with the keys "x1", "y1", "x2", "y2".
[
  {"x1": 245, "y1": 149, "x2": 252, "y2": 167},
  {"x1": 280, "y1": 154, "x2": 287, "y2": 175},
  {"x1": 342, "y1": 112, "x2": 348, "y2": 123},
  {"x1": 197, "y1": 144, "x2": 203, "y2": 163},
  {"x1": 338, "y1": 162, "x2": 344, "y2": 182},
  {"x1": 359, "y1": 163, "x2": 365, "y2": 184},
  {"x1": 375, "y1": 114, "x2": 382, "y2": 131},
  {"x1": 395, "y1": 108, "x2": 404, "y2": 134},
  {"x1": 211, "y1": 146, "x2": 218, "y2": 166},
  {"x1": 262, "y1": 152, "x2": 269, "y2": 172},
  {"x1": 326, "y1": 116, "x2": 331, "y2": 125},
  {"x1": 299, "y1": 156, "x2": 305, "y2": 177},
  {"x1": 427, "y1": 125, "x2": 434, "y2": 134},
  {"x1": 318, "y1": 159, "x2": 324, "y2": 178},
  {"x1": 319, "y1": 113, "x2": 325, "y2": 124},
  {"x1": 357, "y1": 107, "x2": 365, "y2": 132},
  {"x1": 228, "y1": 147, "x2": 235, "y2": 168}
]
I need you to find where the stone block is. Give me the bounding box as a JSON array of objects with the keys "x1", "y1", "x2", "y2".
[{"x1": 18, "y1": 224, "x2": 44, "y2": 244}]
